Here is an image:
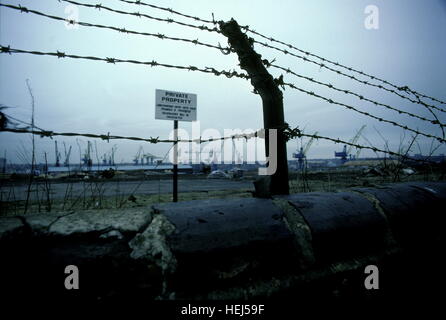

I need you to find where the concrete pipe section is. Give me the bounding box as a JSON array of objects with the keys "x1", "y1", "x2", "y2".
[{"x1": 0, "y1": 181, "x2": 445, "y2": 306}]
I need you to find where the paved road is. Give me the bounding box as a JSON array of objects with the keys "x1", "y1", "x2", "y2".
[{"x1": 1, "y1": 179, "x2": 254, "y2": 201}]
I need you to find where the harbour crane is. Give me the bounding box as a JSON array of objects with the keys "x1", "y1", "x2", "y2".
[
  {"x1": 54, "y1": 141, "x2": 61, "y2": 167},
  {"x1": 82, "y1": 141, "x2": 93, "y2": 168},
  {"x1": 355, "y1": 129, "x2": 367, "y2": 159},
  {"x1": 184, "y1": 149, "x2": 220, "y2": 163},
  {"x1": 101, "y1": 153, "x2": 108, "y2": 165},
  {"x1": 63, "y1": 142, "x2": 72, "y2": 167},
  {"x1": 232, "y1": 139, "x2": 242, "y2": 164},
  {"x1": 185, "y1": 149, "x2": 202, "y2": 164},
  {"x1": 335, "y1": 125, "x2": 366, "y2": 162},
  {"x1": 109, "y1": 145, "x2": 117, "y2": 166},
  {"x1": 133, "y1": 146, "x2": 144, "y2": 165},
  {"x1": 293, "y1": 131, "x2": 318, "y2": 170},
  {"x1": 142, "y1": 153, "x2": 159, "y2": 165}
]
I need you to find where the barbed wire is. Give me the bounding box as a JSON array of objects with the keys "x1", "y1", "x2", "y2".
[
  {"x1": 269, "y1": 64, "x2": 446, "y2": 131},
  {"x1": 0, "y1": 3, "x2": 232, "y2": 54},
  {"x1": 280, "y1": 80, "x2": 446, "y2": 144},
  {"x1": 58, "y1": 0, "x2": 220, "y2": 34},
  {"x1": 1, "y1": 44, "x2": 444, "y2": 143},
  {"x1": 1, "y1": 124, "x2": 440, "y2": 165},
  {"x1": 0, "y1": 45, "x2": 248, "y2": 80},
  {"x1": 8, "y1": 0, "x2": 445, "y2": 119},
  {"x1": 1, "y1": 127, "x2": 262, "y2": 144},
  {"x1": 1, "y1": 2, "x2": 444, "y2": 157},
  {"x1": 290, "y1": 131, "x2": 438, "y2": 164},
  {"x1": 111, "y1": 0, "x2": 446, "y2": 108},
  {"x1": 242, "y1": 27, "x2": 446, "y2": 108},
  {"x1": 254, "y1": 39, "x2": 446, "y2": 115},
  {"x1": 2, "y1": 43, "x2": 444, "y2": 142},
  {"x1": 6, "y1": 1, "x2": 443, "y2": 120},
  {"x1": 116, "y1": 0, "x2": 215, "y2": 24}
]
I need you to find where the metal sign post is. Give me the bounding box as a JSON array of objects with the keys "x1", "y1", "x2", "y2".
[
  {"x1": 155, "y1": 89, "x2": 197, "y2": 202},
  {"x1": 173, "y1": 120, "x2": 178, "y2": 202}
]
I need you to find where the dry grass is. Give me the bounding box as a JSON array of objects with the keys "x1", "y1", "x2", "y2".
[{"x1": 1, "y1": 167, "x2": 444, "y2": 217}]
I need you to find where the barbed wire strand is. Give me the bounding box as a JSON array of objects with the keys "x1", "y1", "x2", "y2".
[
  {"x1": 268, "y1": 64, "x2": 446, "y2": 132},
  {"x1": 1, "y1": 126, "x2": 439, "y2": 165},
  {"x1": 5, "y1": 1, "x2": 444, "y2": 127},
  {"x1": 242, "y1": 27, "x2": 446, "y2": 107},
  {"x1": 1, "y1": 127, "x2": 260, "y2": 144},
  {"x1": 111, "y1": 1, "x2": 446, "y2": 125},
  {"x1": 254, "y1": 39, "x2": 446, "y2": 115},
  {"x1": 292, "y1": 131, "x2": 438, "y2": 164},
  {"x1": 281, "y1": 80, "x2": 446, "y2": 144},
  {"x1": 0, "y1": 3, "x2": 232, "y2": 54},
  {"x1": 113, "y1": 0, "x2": 446, "y2": 107},
  {"x1": 117, "y1": 0, "x2": 215, "y2": 24},
  {"x1": 2, "y1": 45, "x2": 444, "y2": 144},
  {"x1": 10, "y1": 3, "x2": 442, "y2": 132},
  {"x1": 0, "y1": 45, "x2": 248, "y2": 80},
  {"x1": 58, "y1": 0, "x2": 220, "y2": 34}
]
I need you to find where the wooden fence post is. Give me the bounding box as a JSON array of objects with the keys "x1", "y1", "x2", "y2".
[{"x1": 220, "y1": 19, "x2": 289, "y2": 195}]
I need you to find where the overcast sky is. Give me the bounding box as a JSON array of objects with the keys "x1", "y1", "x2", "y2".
[{"x1": 1, "y1": 0, "x2": 445, "y2": 165}]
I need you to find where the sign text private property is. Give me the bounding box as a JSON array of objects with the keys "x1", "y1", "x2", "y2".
[{"x1": 155, "y1": 89, "x2": 197, "y2": 122}]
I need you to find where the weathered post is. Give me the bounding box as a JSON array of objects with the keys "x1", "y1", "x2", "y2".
[{"x1": 219, "y1": 19, "x2": 289, "y2": 195}]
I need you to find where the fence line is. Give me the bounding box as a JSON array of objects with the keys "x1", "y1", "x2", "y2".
[
  {"x1": 0, "y1": 3, "x2": 232, "y2": 54},
  {"x1": 269, "y1": 64, "x2": 445, "y2": 129},
  {"x1": 58, "y1": 0, "x2": 220, "y2": 34},
  {"x1": 241, "y1": 27, "x2": 446, "y2": 107},
  {"x1": 1, "y1": 124, "x2": 440, "y2": 165},
  {"x1": 1, "y1": 127, "x2": 261, "y2": 144},
  {"x1": 113, "y1": 0, "x2": 446, "y2": 107},
  {"x1": 0, "y1": 45, "x2": 248, "y2": 80},
  {"x1": 2, "y1": 44, "x2": 445, "y2": 143},
  {"x1": 5, "y1": 2, "x2": 443, "y2": 126},
  {"x1": 117, "y1": 0, "x2": 215, "y2": 24},
  {"x1": 253, "y1": 38, "x2": 446, "y2": 115},
  {"x1": 1, "y1": 3, "x2": 445, "y2": 164},
  {"x1": 281, "y1": 80, "x2": 446, "y2": 143}
]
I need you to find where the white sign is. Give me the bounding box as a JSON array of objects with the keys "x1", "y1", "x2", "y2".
[{"x1": 155, "y1": 89, "x2": 197, "y2": 121}]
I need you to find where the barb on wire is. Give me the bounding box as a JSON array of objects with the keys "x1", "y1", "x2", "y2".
[
  {"x1": 269, "y1": 64, "x2": 446, "y2": 130},
  {"x1": 282, "y1": 80, "x2": 446, "y2": 144},
  {"x1": 252, "y1": 38, "x2": 446, "y2": 115},
  {"x1": 241, "y1": 26, "x2": 446, "y2": 107},
  {"x1": 58, "y1": 0, "x2": 220, "y2": 33},
  {"x1": 0, "y1": 45, "x2": 249, "y2": 80},
  {"x1": 0, "y1": 3, "x2": 231, "y2": 54}
]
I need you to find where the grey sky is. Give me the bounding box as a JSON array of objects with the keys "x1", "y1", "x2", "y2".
[{"x1": 1, "y1": 0, "x2": 445, "y2": 164}]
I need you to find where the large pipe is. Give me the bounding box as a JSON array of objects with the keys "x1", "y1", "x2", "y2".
[{"x1": 0, "y1": 182, "x2": 444, "y2": 303}]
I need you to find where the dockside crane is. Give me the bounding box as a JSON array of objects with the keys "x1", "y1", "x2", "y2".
[
  {"x1": 82, "y1": 141, "x2": 93, "y2": 168},
  {"x1": 101, "y1": 153, "x2": 108, "y2": 165},
  {"x1": 109, "y1": 145, "x2": 117, "y2": 166},
  {"x1": 63, "y1": 142, "x2": 72, "y2": 167},
  {"x1": 142, "y1": 153, "x2": 158, "y2": 165},
  {"x1": 185, "y1": 149, "x2": 202, "y2": 164},
  {"x1": 54, "y1": 141, "x2": 61, "y2": 167},
  {"x1": 133, "y1": 146, "x2": 144, "y2": 165},
  {"x1": 334, "y1": 125, "x2": 366, "y2": 162},
  {"x1": 293, "y1": 132, "x2": 318, "y2": 170},
  {"x1": 232, "y1": 139, "x2": 242, "y2": 164}
]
